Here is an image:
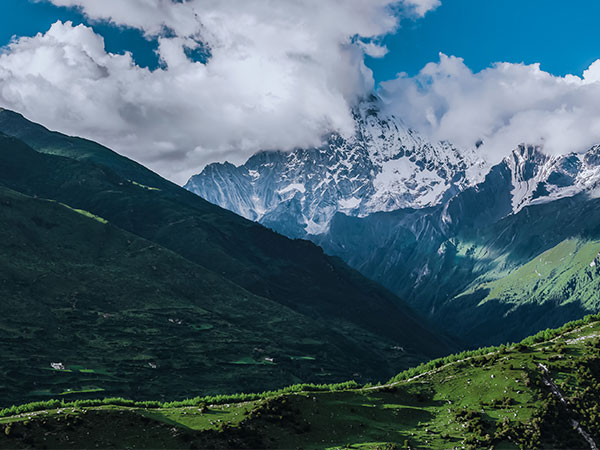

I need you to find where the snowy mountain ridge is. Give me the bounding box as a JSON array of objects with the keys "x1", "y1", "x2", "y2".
[
  {"x1": 186, "y1": 94, "x2": 600, "y2": 240},
  {"x1": 505, "y1": 144, "x2": 600, "y2": 213},
  {"x1": 185, "y1": 97, "x2": 488, "y2": 236}
]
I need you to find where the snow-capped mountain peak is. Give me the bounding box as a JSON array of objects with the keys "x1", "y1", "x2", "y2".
[
  {"x1": 185, "y1": 97, "x2": 488, "y2": 237},
  {"x1": 503, "y1": 144, "x2": 600, "y2": 214}
]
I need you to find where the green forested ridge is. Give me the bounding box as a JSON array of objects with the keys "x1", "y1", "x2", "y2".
[
  {"x1": 2, "y1": 315, "x2": 600, "y2": 449},
  {"x1": 0, "y1": 108, "x2": 168, "y2": 190},
  {"x1": 0, "y1": 111, "x2": 450, "y2": 407}
]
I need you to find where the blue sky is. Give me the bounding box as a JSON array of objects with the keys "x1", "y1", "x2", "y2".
[
  {"x1": 3, "y1": 0, "x2": 600, "y2": 83},
  {"x1": 0, "y1": 0, "x2": 159, "y2": 69},
  {"x1": 372, "y1": 0, "x2": 600, "y2": 81}
]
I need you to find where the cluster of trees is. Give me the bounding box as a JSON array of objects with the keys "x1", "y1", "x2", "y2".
[
  {"x1": 490, "y1": 339, "x2": 600, "y2": 449},
  {"x1": 391, "y1": 313, "x2": 600, "y2": 384},
  {"x1": 389, "y1": 345, "x2": 500, "y2": 383},
  {"x1": 451, "y1": 409, "x2": 493, "y2": 449},
  {"x1": 452, "y1": 385, "x2": 586, "y2": 449},
  {"x1": 521, "y1": 313, "x2": 600, "y2": 345},
  {"x1": 494, "y1": 393, "x2": 588, "y2": 449},
  {"x1": 0, "y1": 381, "x2": 361, "y2": 418}
]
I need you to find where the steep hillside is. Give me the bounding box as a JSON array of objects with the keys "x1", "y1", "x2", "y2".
[
  {"x1": 2, "y1": 315, "x2": 600, "y2": 449},
  {"x1": 0, "y1": 185, "x2": 435, "y2": 407},
  {"x1": 0, "y1": 113, "x2": 451, "y2": 406},
  {"x1": 321, "y1": 198, "x2": 600, "y2": 346},
  {"x1": 432, "y1": 194, "x2": 600, "y2": 344},
  {"x1": 313, "y1": 148, "x2": 600, "y2": 345}
]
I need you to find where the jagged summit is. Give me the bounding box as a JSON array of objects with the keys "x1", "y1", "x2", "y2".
[
  {"x1": 501, "y1": 144, "x2": 600, "y2": 214},
  {"x1": 185, "y1": 97, "x2": 487, "y2": 237}
]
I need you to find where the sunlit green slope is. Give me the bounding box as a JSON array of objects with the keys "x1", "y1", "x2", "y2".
[{"x1": 460, "y1": 238, "x2": 600, "y2": 309}]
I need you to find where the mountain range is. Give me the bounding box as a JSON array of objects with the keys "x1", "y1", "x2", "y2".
[
  {"x1": 187, "y1": 97, "x2": 600, "y2": 346},
  {"x1": 186, "y1": 96, "x2": 487, "y2": 237},
  {"x1": 1, "y1": 100, "x2": 600, "y2": 449}
]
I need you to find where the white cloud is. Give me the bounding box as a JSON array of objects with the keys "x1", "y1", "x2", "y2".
[
  {"x1": 0, "y1": 0, "x2": 439, "y2": 183},
  {"x1": 357, "y1": 40, "x2": 389, "y2": 58},
  {"x1": 380, "y1": 53, "x2": 600, "y2": 164},
  {"x1": 5, "y1": 1, "x2": 597, "y2": 184},
  {"x1": 402, "y1": 0, "x2": 441, "y2": 17}
]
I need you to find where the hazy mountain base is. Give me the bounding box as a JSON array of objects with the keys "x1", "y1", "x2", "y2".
[{"x1": 2, "y1": 315, "x2": 600, "y2": 449}]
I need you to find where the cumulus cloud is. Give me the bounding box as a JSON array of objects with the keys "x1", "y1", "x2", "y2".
[
  {"x1": 380, "y1": 54, "x2": 600, "y2": 164},
  {"x1": 0, "y1": 0, "x2": 438, "y2": 183},
  {"x1": 402, "y1": 0, "x2": 441, "y2": 17}
]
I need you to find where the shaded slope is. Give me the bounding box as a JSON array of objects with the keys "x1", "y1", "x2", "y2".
[
  {"x1": 0, "y1": 112, "x2": 453, "y2": 403},
  {"x1": 0, "y1": 108, "x2": 167, "y2": 190},
  {"x1": 0, "y1": 185, "x2": 423, "y2": 406},
  {"x1": 0, "y1": 115, "x2": 447, "y2": 358},
  {"x1": 316, "y1": 156, "x2": 600, "y2": 345},
  {"x1": 434, "y1": 196, "x2": 600, "y2": 344}
]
